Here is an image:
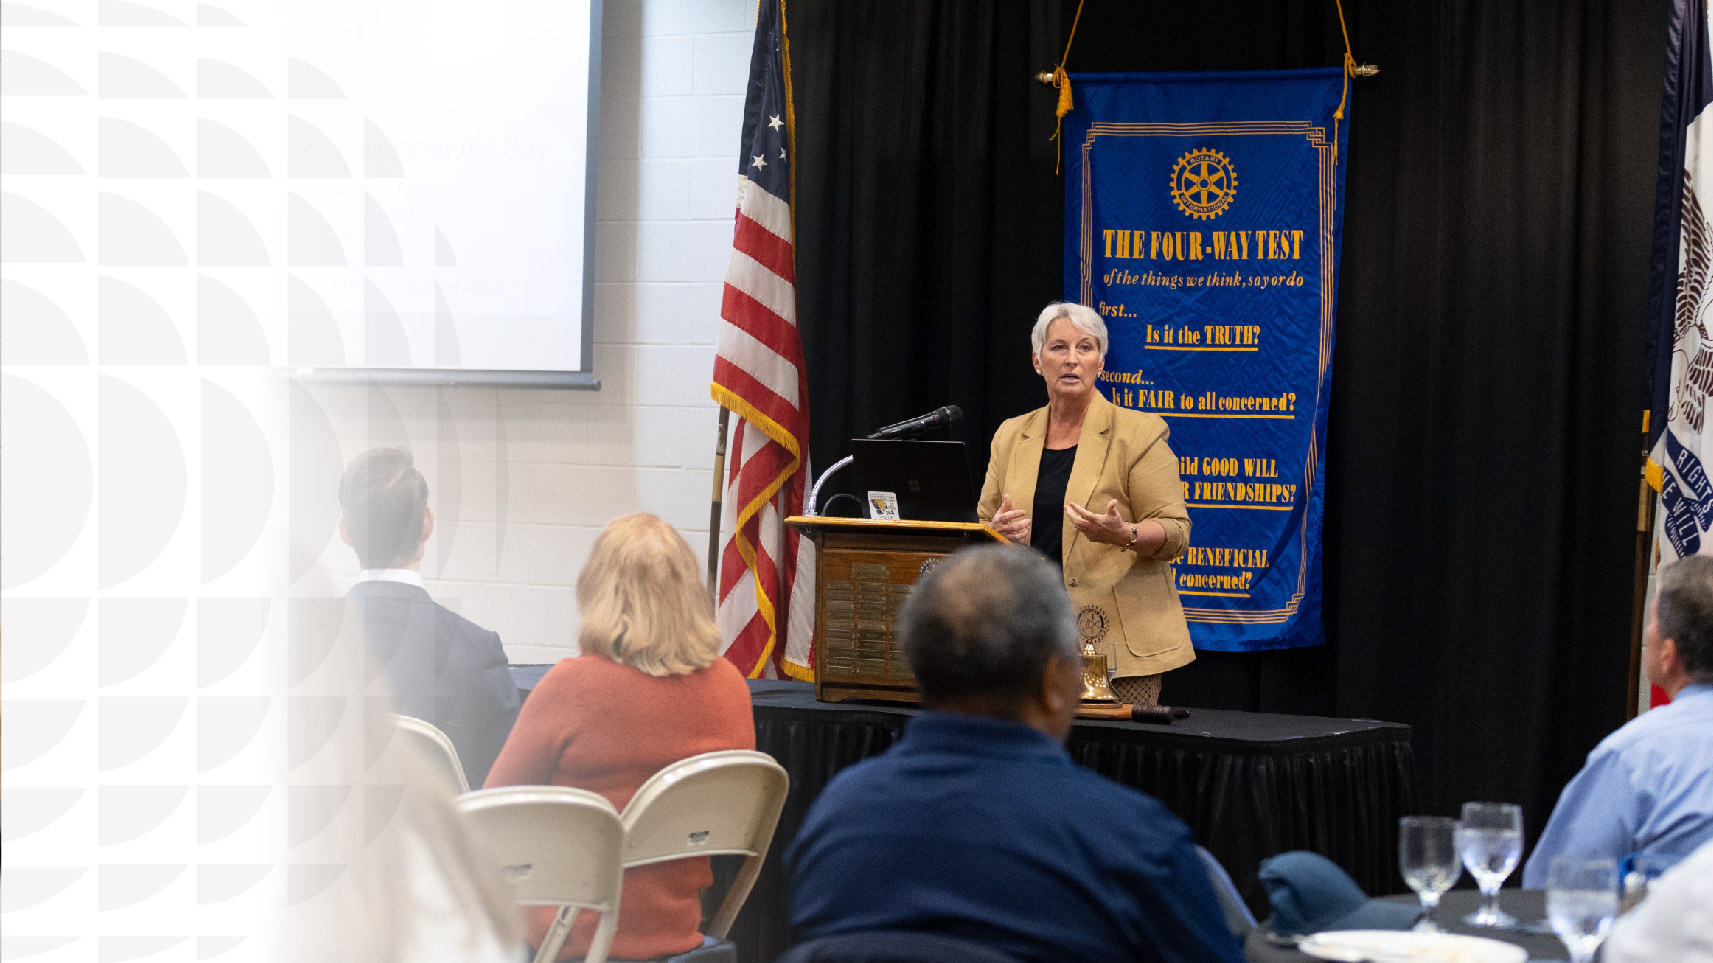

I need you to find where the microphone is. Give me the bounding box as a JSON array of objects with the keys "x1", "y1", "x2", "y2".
[{"x1": 866, "y1": 405, "x2": 963, "y2": 440}]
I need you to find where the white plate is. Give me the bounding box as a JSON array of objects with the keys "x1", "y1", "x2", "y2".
[{"x1": 1298, "y1": 930, "x2": 1530, "y2": 963}]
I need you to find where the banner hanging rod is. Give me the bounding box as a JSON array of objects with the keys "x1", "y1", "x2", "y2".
[{"x1": 1033, "y1": 64, "x2": 1378, "y2": 85}]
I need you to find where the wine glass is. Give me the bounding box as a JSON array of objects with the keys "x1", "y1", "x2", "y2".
[
  {"x1": 1399, "y1": 816, "x2": 1461, "y2": 932},
  {"x1": 1459, "y1": 801, "x2": 1523, "y2": 927},
  {"x1": 1547, "y1": 854, "x2": 1618, "y2": 963}
]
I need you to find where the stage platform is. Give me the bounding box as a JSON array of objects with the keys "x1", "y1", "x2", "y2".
[{"x1": 509, "y1": 669, "x2": 1415, "y2": 963}]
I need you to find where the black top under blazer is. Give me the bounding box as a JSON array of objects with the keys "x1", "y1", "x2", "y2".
[{"x1": 347, "y1": 580, "x2": 521, "y2": 787}]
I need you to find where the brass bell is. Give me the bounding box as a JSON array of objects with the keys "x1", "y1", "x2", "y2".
[{"x1": 1079, "y1": 641, "x2": 1117, "y2": 703}]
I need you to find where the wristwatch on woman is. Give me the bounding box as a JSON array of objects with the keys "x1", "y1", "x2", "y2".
[{"x1": 1124, "y1": 523, "x2": 1139, "y2": 551}]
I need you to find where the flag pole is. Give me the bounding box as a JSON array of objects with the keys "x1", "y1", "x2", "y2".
[
  {"x1": 1627, "y1": 410, "x2": 1656, "y2": 719},
  {"x1": 708, "y1": 406, "x2": 731, "y2": 593}
]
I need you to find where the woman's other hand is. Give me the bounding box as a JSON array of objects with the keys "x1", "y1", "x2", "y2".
[{"x1": 992, "y1": 493, "x2": 1032, "y2": 545}]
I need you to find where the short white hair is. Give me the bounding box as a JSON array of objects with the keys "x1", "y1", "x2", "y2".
[{"x1": 1030, "y1": 302, "x2": 1108, "y2": 358}]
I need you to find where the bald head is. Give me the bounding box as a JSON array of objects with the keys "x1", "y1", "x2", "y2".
[{"x1": 900, "y1": 545, "x2": 1080, "y2": 719}]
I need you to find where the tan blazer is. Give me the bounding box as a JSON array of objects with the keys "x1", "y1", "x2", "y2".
[{"x1": 977, "y1": 391, "x2": 1195, "y2": 678}]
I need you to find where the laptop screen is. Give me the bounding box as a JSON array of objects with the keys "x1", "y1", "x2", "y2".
[{"x1": 849, "y1": 439, "x2": 979, "y2": 524}]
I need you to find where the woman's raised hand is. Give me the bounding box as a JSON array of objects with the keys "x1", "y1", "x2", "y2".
[{"x1": 1065, "y1": 498, "x2": 1129, "y2": 545}]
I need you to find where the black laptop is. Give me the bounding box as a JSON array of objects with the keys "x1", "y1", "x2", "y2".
[{"x1": 849, "y1": 439, "x2": 979, "y2": 523}]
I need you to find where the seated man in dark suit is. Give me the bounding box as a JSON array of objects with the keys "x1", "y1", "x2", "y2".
[
  {"x1": 339, "y1": 447, "x2": 520, "y2": 787},
  {"x1": 785, "y1": 544, "x2": 1243, "y2": 963}
]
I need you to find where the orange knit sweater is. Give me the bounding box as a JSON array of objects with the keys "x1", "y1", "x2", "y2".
[{"x1": 484, "y1": 654, "x2": 755, "y2": 960}]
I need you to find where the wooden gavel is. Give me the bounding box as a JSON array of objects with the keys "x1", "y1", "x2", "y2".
[{"x1": 1076, "y1": 703, "x2": 1191, "y2": 724}]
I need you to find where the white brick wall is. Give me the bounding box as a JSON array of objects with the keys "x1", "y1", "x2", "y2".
[{"x1": 311, "y1": 0, "x2": 752, "y2": 666}]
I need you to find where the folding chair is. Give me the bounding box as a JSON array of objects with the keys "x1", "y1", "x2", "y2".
[
  {"x1": 391, "y1": 713, "x2": 469, "y2": 794},
  {"x1": 620, "y1": 750, "x2": 790, "y2": 940},
  {"x1": 457, "y1": 786, "x2": 625, "y2": 963},
  {"x1": 1196, "y1": 845, "x2": 1258, "y2": 938}
]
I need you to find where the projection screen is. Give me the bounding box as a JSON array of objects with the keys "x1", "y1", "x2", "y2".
[{"x1": 285, "y1": 0, "x2": 601, "y2": 386}]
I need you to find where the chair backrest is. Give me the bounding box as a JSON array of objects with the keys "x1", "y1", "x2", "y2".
[
  {"x1": 392, "y1": 713, "x2": 469, "y2": 794},
  {"x1": 620, "y1": 749, "x2": 790, "y2": 938},
  {"x1": 1196, "y1": 845, "x2": 1258, "y2": 937},
  {"x1": 457, "y1": 786, "x2": 625, "y2": 963}
]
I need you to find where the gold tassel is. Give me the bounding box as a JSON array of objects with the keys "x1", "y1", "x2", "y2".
[
  {"x1": 1330, "y1": 0, "x2": 1362, "y2": 171},
  {"x1": 1048, "y1": 0, "x2": 1087, "y2": 174}
]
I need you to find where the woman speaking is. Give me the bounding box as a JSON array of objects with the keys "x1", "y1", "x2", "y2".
[{"x1": 977, "y1": 301, "x2": 1195, "y2": 705}]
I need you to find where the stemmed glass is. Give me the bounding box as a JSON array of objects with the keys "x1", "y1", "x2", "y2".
[
  {"x1": 1459, "y1": 801, "x2": 1523, "y2": 927},
  {"x1": 1546, "y1": 854, "x2": 1618, "y2": 963},
  {"x1": 1399, "y1": 816, "x2": 1461, "y2": 932}
]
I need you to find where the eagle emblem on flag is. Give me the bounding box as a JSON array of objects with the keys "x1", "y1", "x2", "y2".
[{"x1": 1673, "y1": 174, "x2": 1713, "y2": 434}]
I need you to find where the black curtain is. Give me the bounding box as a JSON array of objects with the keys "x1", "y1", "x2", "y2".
[
  {"x1": 791, "y1": 2, "x2": 1063, "y2": 483},
  {"x1": 789, "y1": 0, "x2": 1666, "y2": 867}
]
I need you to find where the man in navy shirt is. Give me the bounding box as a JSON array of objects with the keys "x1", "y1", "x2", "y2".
[{"x1": 785, "y1": 545, "x2": 1243, "y2": 963}]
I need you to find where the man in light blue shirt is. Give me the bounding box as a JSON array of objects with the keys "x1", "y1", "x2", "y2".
[{"x1": 1523, "y1": 555, "x2": 1713, "y2": 887}]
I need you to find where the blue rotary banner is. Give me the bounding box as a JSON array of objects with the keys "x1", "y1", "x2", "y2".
[{"x1": 1063, "y1": 68, "x2": 1349, "y2": 651}]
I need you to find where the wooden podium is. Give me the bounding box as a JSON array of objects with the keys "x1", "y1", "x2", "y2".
[{"x1": 785, "y1": 515, "x2": 1007, "y2": 703}]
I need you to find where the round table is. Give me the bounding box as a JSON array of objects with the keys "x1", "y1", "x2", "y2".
[{"x1": 1244, "y1": 889, "x2": 1571, "y2": 962}]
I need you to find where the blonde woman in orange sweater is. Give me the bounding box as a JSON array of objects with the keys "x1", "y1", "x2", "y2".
[{"x1": 485, "y1": 513, "x2": 755, "y2": 961}]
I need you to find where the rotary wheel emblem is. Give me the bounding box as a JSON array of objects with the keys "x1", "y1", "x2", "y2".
[
  {"x1": 1076, "y1": 605, "x2": 1110, "y2": 645},
  {"x1": 919, "y1": 558, "x2": 940, "y2": 578},
  {"x1": 1170, "y1": 148, "x2": 1237, "y2": 220}
]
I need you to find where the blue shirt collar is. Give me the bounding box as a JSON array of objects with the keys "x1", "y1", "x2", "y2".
[{"x1": 900, "y1": 711, "x2": 1071, "y2": 760}]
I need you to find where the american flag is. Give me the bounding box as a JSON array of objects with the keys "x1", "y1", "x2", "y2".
[{"x1": 711, "y1": 0, "x2": 814, "y2": 680}]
